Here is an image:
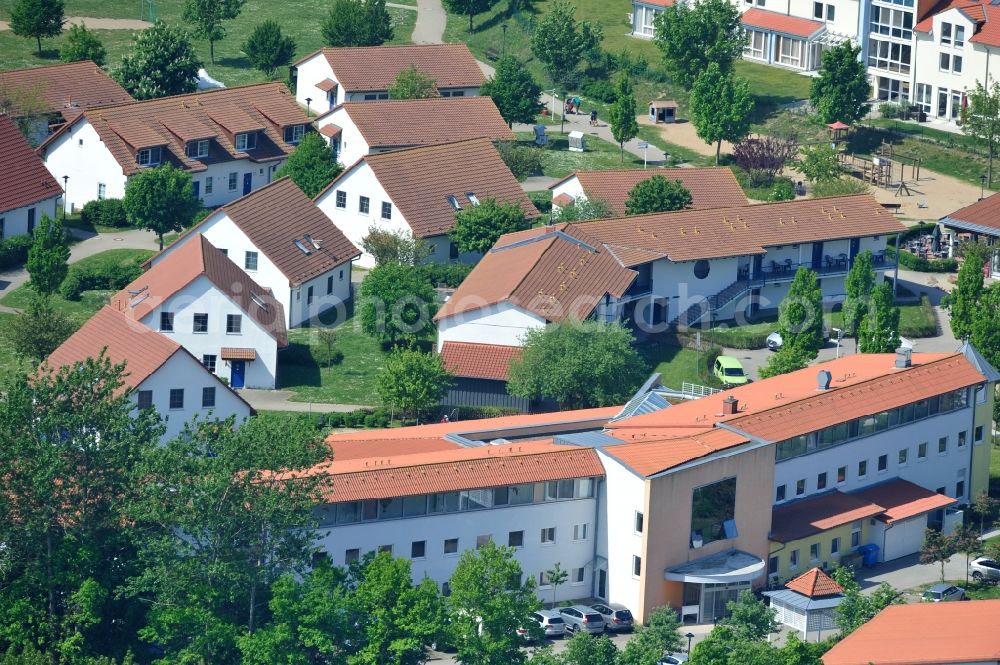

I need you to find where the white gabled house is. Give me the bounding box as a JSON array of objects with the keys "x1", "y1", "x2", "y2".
[
  {"x1": 46, "y1": 305, "x2": 253, "y2": 442},
  {"x1": 111, "y1": 235, "x2": 288, "y2": 389},
  {"x1": 38, "y1": 82, "x2": 311, "y2": 213},
  {"x1": 0, "y1": 115, "x2": 62, "y2": 239},
  {"x1": 313, "y1": 96, "x2": 514, "y2": 166},
  {"x1": 315, "y1": 138, "x2": 539, "y2": 268},
  {"x1": 150, "y1": 177, "x2": 360, "y2": 328},
  {"x1": 292, "y1": 44, "x2": 485, "y2": 114}
]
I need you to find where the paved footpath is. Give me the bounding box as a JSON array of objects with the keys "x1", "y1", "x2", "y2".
[
  {"x1": 239, "y1": 389, "x2": 371, "y2": 413},
  {"x1": 0, "y1": 16, "x2": 151, "y2": 31}
]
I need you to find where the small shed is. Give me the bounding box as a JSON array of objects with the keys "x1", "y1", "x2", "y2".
[
  {"x1": 763, "y1": 567, "x2": 844, "y2": 638},
  {"x1": 649, "y1": 100, "x2": 678, "y2": 123},
  {"x1": 827, "y1": 121, "x2": 850, "y2": 141},
  {"x1": 568, "y1": 130, "x2": 585, "y2": 152}
]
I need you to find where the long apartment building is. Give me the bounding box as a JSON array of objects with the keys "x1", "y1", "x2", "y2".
[
  {"x1": 632, "y1": 0, "x2": 1000, "y2": 123},
  {"x1": 302, "y1": 346, "x2": 996, "y2": 624}
]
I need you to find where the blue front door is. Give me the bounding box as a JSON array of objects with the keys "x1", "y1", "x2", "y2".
[
  {"x1": 231, "y1": 361, "x2": 246, "y2": 388},
  {"x1": 193, "y1": 180, "x2": 200, "y2": 199},
  {"x1": 243, "y1": 173, "x2": 252, "y2": 195}
]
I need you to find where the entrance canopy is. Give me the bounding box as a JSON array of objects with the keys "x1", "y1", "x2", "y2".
[{"x1": 665, "y1": 549, "x2": 766, "y2": 584}]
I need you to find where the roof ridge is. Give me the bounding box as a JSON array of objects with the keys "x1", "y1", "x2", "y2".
[
  {"x1": 81, "y1": 80, "x2": 286, "y2": 116},
  {"x1": 364, "y1": 135, "x2": 494, "y2": 160}
]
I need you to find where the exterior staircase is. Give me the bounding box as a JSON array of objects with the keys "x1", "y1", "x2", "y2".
[{"x1": 671, "y1": 278, "x2": 751, "y2": 329}]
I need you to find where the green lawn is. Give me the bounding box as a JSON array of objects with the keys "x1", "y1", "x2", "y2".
[
  {"x1": 639, "y1": 342, "x2": 723, "y2": 390},
  {"x1": 277, "y1": 314, "x2": 387, "y2": 406},
  {"x1": 0, "y1": 0, "x2": 415, "y2": 87},
  {"x1": 517, "y1": 131, "x2": 652, "y2": 178}
]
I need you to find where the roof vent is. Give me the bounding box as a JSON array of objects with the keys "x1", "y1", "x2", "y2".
[
  {"x1": 304, "y1": 233, "x2": 321, "y2": 250},
  {"x1": 722, "y1": 395, "x2": 738, "y2": 415},
  {"x1": 895, "y1": 347, "x2": 912, "y2": 369},
  {"x1": 817, "y1": 370, "x2": 832, "y2": 390},
  {"x1": 293, "y1": 239, "x2": 312, "y2": 256}
]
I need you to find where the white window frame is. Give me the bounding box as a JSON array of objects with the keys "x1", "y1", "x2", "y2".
[
  {"x1": 187, "y1": 139, "x2": 209, "y2": 159},
  {"x1": 284, "y1": 124, "x2": 305, "y2": 144},
  {"x1": 235, "y1": 132, "x2": 257, "y2": 151},
  {"x1": 137, "y1": 147, "x2": 161, "y2": 167}
]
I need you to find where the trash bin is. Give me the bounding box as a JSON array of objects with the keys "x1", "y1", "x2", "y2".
[{"x1": 859, "y1": 544, "x2": 880, "y2": 567}]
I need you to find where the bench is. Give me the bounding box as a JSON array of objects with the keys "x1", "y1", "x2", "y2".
[
  {"x1": 881, "y1": 202, "x2": 903, "y2": 213},
  {"x1": 485, "y1": 47, "x2": 500, "y2": 61}
]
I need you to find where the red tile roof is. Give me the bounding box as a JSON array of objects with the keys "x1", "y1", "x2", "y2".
[
  {"x1": 770, "y1": 491, "x2": 886, "y2": 543},
  {"x1": 821, "y1": 600, "x2": 1000, "y2": 665},
  {"x1": 638, "y1": 0, "x2": 675, "y2": 6},
  {"x1": 942, "y1": 191, "x2": 1000, "y2": 232},
  {"x1": 213, "y1": 177, "x2": 359, "y2": 286},
  {"x1": 433, "y1": 225, "x2": 637, "y2": 322},
  {"x1": 0, "y1": 114, "x2": 62, "y2": 214},
  {"x1": 440, "y1": 341, "x2": 523, "y2": 381},
  {"x1": 300, "y1": 44, "x2": 486, "y2": 93},
  {"x1": 40, "y1": 82, "x2": 308, "y2": 176},
  {"x1": 741, "y1": 8, "x2": 825, "y2": 38},
  {"x1": 322, "y1": 138, "x2": 539, "y2": 239},
  {"x1": 915, "y1": 1, "x2": 1000, "y2": 47},
  {"x1": 600, "y1": 428, "x2": 750, "y2": 477},
  {"x1": 851, "y1": 479, "x2": 957, "y2": 524},
  {"x1": 111, "y1": 235, "x2": 288, "y2": 346},
  {"x1": 45, "y1": 305, "x2": 181, "y2": 391},
  {"x1": 330, "y1": 437, "x2": 461, "y2": 462},
  {"x1": 332, "y1": 97, "x2": 514, "y2": 149},
  {"x1": 551, "y1": 168, "x2": 747, "y2": 217},
  {"x1": 0, "y1": 60, "x2": 132, "y2": 118},
  {"x1": 785, "y1": 568, "x2": 844, "y2": 598},
  {"x1": 286, "y1": 440, "x2": 605, "y2": 503}
]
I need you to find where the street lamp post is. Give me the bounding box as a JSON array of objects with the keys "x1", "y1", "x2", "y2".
[
  {"x1": 305, "y1": 97, "x2": 312, "y2": 117},
  {"x1": 62, "y1": 175, "x2": 69, "y2": 218},
  {"x1": 982, "y1": 174, "x2": 988, "y2": 200},
  {"x1": 686, "y1": 632, "x2": 695, "y2": 655},
  {"x1": 501, "y1": 24, "x2": 508, "y2": 58}
]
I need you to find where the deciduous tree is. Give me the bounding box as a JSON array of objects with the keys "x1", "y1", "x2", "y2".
[
  {"x1": 951, "y1": 250, "x2": 984, "y2": 341},
  {"x1": 375, "y1": 348, "x2": 453, "y2": 420},
  {"x1": 608, "y1": 72, "x2": 639, "y2": 162},
  {"x1": 359, "y1": 262, "x2": 438, "y2": 347},
  {"x1": 114, "y1": 22, "x2": 201, "y2": 100},
  {"x1": 123, "y1": 164, "x2": 202, "y2": 249},
  {"x1": 321, "y1": 0, "x2": 393, "y2": 47},
  {"x1": 920, "y1": 528, "x2": 958, "y2": 582},
  {"x1": 842, "y1": 250, "x2": 875, "y2": 337},
  {"x1": 778, "y1": 266, "x2": 824, "y2": 358},
  {"x1": 758, "y1": 345, "x2": 811, "y2": 379},
  {"x1": 275, "y1": 132, "x2": 342, "y2": 197},
  {"x1": 388, "y1": 65, "x2": 439, "y2": 99},
  {"x1": 450, "y1": 197, "x2": 528, "y2": 254},
  {"x1": 972, "y1": 490, "x2": 998, "y2": 535},
  {"x1": 720, "y1": 590, "x2": 778, "y2": 641},
  {"x1": 59, "y1": 22, "x2": 106, "y2": 65},
  {"x1": 553, "y1": 196, "x2": 613, "y2": 222},
  {"x1": 443, "y1": 0, "x2": 500, "y2": 32},
  {"x1": 242, "y1": 20, "x2": 296, "y2": 79},
  {"x1": 831, "y1": 566, "x2": 903, "y2": 635},
  {"x1": 970, "y1": 283, "x2": 1000, "y2": 373},
  {"x1": 617, "y1": 606, "x2": 683, "y2": 665},
  {"x1": 448, "y1": 541, "x2": 540, "y2": 665},
  {"x1": 690, "y1": 64, "x2": 753, "y2": 164},
  {"x1": 10, "y1": 0, "x2": 64, "y2": 55},
  {"x1": 182, "y1": 0, "x2": 245, "y2": 64},
  {"x1": 625, "y1": 175, "x2": 692, "y2": 215},
  {"x1": 653, "y1": 0, "x2": 744, "y2": 90},
  {"x1": 961, "y1": 79, "x2": 1000, "y2": 186},
  {"x1": 810, "y1": 42, "x2": 871, "y2": 124},
  {"x1": 858, "y1": 282, "x2": 900, "y2": 353},
  {"x1": 507, "y1": 322, "x2": 648, "y2": 409},
  {"x1": 1, "y1": 293, "x2": 75, "y2": 361},
  {"x1": 542, "y1": 562, "x2": 567, "y2": 609},
  {"x1": 480, "y1": 56, "x2": 543, "y2": 127},
  {"x1": 560, "y1": 632, "x2": 618, "y2": 665},
  {"x1": 732, "y1": 134, "x2": 797, "y2": 184},
  {"x1": 799, "y1": 143, "x2": 844, "y2": 183},
  {"x1": 25, "y1": 214, "x2": 69, "y2": 296},
  {"x1": 361, "y1": 226, "x2": 432, "y2": 266},
  {"x1": 530, "y1": 0, "x2": 602, "y2": 90},
  {"x1": 954, "y1": 523, "x2": 983, "y2": 586}
]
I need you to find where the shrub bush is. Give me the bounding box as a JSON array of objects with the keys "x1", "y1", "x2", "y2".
[
  {"x1": 767, "y1": 178, "x2": 796, "y2": 201},
  {"x1": 0, "y1": 235, "x2": 33, "y2": 270},
  {"x1": 81, "y1": 198, "x2": 129, "y2": 228},
  {"x1": 880, "y1": 102, "x2": 905, "y2": 119},
  {"x1": 885, "y1": 246, "x2": 958, "y2": 272},
  {"x1": 496, "y1": 142, "x2": 542, "y2": 181},
  {"x1": 811, "y1": 177, "x2": 870, "y2": 198},
  {"x1": 59, "y1": 253, "x2": 146, "y2": 300},
  {"x1": 580, "y1": 78, "x2": 617, "y2": 103},
  {"x1": 418, "y1": 262, "x2": 474, "y2": 288}
]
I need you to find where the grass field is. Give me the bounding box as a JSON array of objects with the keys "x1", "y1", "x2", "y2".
[
  {"x1": 277, "y1": 315, "x2": 387, "y2": 406},
  {"x1": 0, "y1": 0, "x2": 416, "y2": 87},
  {"x1": 517, "y1": 131, "x2": 652, "y2": 177},
  {"x1": 640, "y1": 342, "x2": 723, "y2": 390}
]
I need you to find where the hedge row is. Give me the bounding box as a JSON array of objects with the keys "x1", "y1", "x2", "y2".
[
  {"x1": 885, "y1": 246, "x2": 958, "y2": 272},
  {"x1": 322, "y1": 404, "x2": 523, "y2": 429},
  {"x1": 0, "y1": 235, "x2": 33, "y2": 271},
  {"x1": 60, "y1": 254, "x2": 147, "y2": 300}
]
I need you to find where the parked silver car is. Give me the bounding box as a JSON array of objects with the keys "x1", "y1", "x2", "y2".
[
  {"x1": 557, "y1": 605, "x2": 606, "y2": 634},
  {"x1": 521, "y1": 610, "x2": 566, "y2": 639},
  {"x1": 970, "y1": 557, "x2": 1000, "y2": 584},
  {"x1": 658, "y1": 654, "x2": 689, "y2": 665},
  {"x1": 590, "y1": 602, "x2": 634, "y2": 632},
  {"x1": 921, "y1": 583, "x2": 965, "y2": 602}
]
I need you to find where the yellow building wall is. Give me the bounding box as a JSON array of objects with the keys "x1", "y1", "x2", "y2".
[
  {"x1": 767, "y1": 520, "x2": 865, "y2": 584},
  {"x1": 969, "y1": 385, "x2": 995, "y2": 498},
  {"x1": 637, "y1": 444, "x2": 775, "y2": 623}
]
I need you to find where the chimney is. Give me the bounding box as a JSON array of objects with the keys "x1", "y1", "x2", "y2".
[
  {"x1": 895, "y1": 347, "x2": 912, "y2": 369},
  {"x1": 817, "y1": 370, "x2": 832, "y2": 391},
  {"x1": 722, "y1": 396, "x2": 738, "y2": 415}
]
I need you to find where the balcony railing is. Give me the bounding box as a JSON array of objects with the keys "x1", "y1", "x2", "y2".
[{"x1": 740, "y1": 252, "x2": 891, "y2": 284}]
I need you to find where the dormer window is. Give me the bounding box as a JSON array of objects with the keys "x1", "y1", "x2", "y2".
[
  {"x1": 283, "y1": 124, "x2": 305, "y2": 144},
  {"x1": 186, "y1": 139, "x2": 210, "y2": 159},
  {"x1": 137, "y1": 147, "x2": 162, "y2": 167},
  {"x1": 235, "y1": 132, "x2": 257, "y2": 151}
]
